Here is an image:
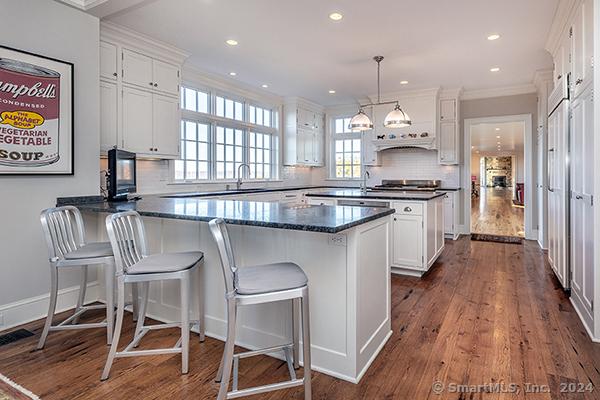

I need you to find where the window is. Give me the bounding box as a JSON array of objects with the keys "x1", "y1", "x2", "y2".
[
  {"x1": 332, "y1": 117, "x2": 362, "y2": 179},
  {"x1": 175, "y1": 86, "x2": 279, "y2": 181}
]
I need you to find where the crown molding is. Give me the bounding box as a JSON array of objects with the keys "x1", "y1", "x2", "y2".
[
  {"x1": 57, "y1": 0, "x2": 109, "y2": 10},
  {"x1": 545, "y1": 0, "x2": 579, "y2": 55},
  {"x1": 367, "y1": 87, "x2": 441, "y2": 103},
  {"x1": 100, "y1": 21, "x2": 189, "y2": 64},
  {"x1": 461, "y1": 84, "x2": 537, "y2": 101}
]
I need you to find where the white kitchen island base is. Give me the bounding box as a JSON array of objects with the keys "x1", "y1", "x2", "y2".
[{"x1": 94, "y1": 213, "x2": 392, "y2": 383}]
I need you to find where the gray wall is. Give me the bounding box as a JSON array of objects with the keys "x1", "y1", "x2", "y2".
[
  {"x1": 459, "y1": 93, "x2": 539, "y2": 228},
  {"x1": 0, "y1": 0, "x2": 100, "y2": 307}
]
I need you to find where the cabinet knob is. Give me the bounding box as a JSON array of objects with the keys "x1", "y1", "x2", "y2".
[
  {"x1": 149, "y1": 82, "x2": 153, "y2": 86},
  {"x1": 393, "y1": 217, "x2": 397, "y2": 221},
  {"x1": 576, "y1": 195, "x2": 583, "y2": 200},
  {"x1": 112, "y1": 72, "x2": 117, "y2": 77},
  {"x1": 149, "y1": 147, "x2": 153, "y2": 151},
  {"x1": 576, "y1": 78, "x2": 583, "y2": 85},
  {"x1": 404, "y1": 207, "x2": 412, "y2": 212},
  {"x1": 557, "y1": 74, "x2": 562, "y2": 80},
  {"x1": 154, "y1": 83, "x2": 158, "y2": 87}
]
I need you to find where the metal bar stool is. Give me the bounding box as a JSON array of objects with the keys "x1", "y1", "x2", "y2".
[
  {"x1": 101, "y1": 211, "x2": 205, "y2": 380},
  {"x1": 38, "y1": 206, "x2": 117, "y2": 349},
  {"x1": 209, "y1": 218, "x2": 312, "y2": 400}
]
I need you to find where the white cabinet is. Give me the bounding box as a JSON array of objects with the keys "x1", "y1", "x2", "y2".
[
  {"x1": 361, "y1": 109, "x2": 381, "y2": 166},
  {"x1": 100, "y1": 41, "x2": 118, "y2": 80},
  {"x1": 283, "y1": 99, "x2": 325, "y2": 166},
  {"x1": 99, "y1": 25, "x2": 186, "y2": 158},
  {"x1": 390, "y1": 198, "x2": 444, "y2": 275},
  {"x1": 306, "y1": 197, "x2": 336, "y2": 206},
  {"x1": 571, "y1": 0, "x2": 593, "y2": 99},
  {"x1": 569, "y1": 85, "x2": 594, "y2": 325},
  {"x1": 123, "y1": 86, "x2": 180, "y2": 158},
  {"x1": 122, "y1": 48, "x2": 180, "y2": 96},
  {"x1": 437, "y1": 97, "x2": 459, "y2": 165},
  {"x1": 441, "y1": 191, "x2": 459, "y2": 240},
  {"x1": 100, "y1": 81, "x2": 118, "y2": 151}
]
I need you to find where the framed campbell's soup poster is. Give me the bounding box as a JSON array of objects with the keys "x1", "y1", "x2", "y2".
[{"x1": 0, "y1": 45, "x2": 74, "y2": 175}]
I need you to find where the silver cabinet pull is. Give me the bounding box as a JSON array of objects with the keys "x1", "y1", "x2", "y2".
[
  {"x1": 404, "y1": 206, "x2": 412, "y2": 212},
  {"x1": 149, "y1": 82, "x2": 153, "y2": 86},
  {"x1": 576, "y1": 195, "x2": 583, "y2": 200},
  {"x1": 576, "y1": 78, "x2": 583, "y2": 85},
  {"x1": 113, "y1": 72, "x2": 118, "y2": 77},
  {"x1": 154, "y1": 83, "x2": 158, "y2": 87}
]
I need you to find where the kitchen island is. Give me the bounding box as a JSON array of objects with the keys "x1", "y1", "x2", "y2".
[{"x1": 62, "y1": 196, "x2": 394, "y2": 383}]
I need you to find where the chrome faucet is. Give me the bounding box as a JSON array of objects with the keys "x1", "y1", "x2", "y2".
[
  {"x1": 361, "y1": 169, "x2": 370, "y2": 193},
  {"x1": 236, "y1": 163, "x2": 251, "y2": 190}
]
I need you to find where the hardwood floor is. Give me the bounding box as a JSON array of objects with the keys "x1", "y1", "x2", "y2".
[
  {"x1": 2, "y1": 238, "x2": 600, "y2": 399},
  {"x1": 472, "y1": 187, "x2": 525, "y2": 237}
]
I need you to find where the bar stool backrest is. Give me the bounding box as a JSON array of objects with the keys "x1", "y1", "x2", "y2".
[
  {"x1": 105, "y1": 211, "x2": 148, "y2": 275},
  {"x1": 40, "y1": 206, "x2": 86, "y2": 262},
  {"x1": 208, "y1": 219, "x2": 238, "y2": 296}
]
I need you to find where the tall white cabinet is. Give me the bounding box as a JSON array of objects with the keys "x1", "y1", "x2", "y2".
[
  {"x1": 99, "y1": 22, "x2": 188, "y2": 159},
  {"x1": 283, "y1": 98, "x2": 325, "y2": 166}
]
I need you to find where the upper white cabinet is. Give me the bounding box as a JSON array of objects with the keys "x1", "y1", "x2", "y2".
[
  {"x1": 283, "y1": 98, "x2": 325, "y2": 166},
  {"x1": 122, "y1": 49, "x2": 180, "y2": 96},
  {"x1": 571, "y1": 0, "x2": 593, "y2": 98},
  {"x1": 437, "y1": 95, "x2": 460, "y2": 165},
  {"x1": 100, "y1": 41, "x2": 118, "y2": 80},
  {"x1": 99, "y1": 23, "x2": 188, "y2": 158}
]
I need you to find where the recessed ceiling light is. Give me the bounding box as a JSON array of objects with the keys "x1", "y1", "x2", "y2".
[
  {"x1": 400, "y1": 80, "x2": 409, "y2": 85},
  {"x1": 490, "y1": 67, "x2": 500, "y2": 72},
  {"x1": 328, "y1": 89, "x2": 336, "y2": 94},
  {"x1": 496, "y1": 135, "x2": 500, "y2": 138},
  {"x1": 261, "y1": 84, "x2": 269, "y2": 88},
  {"x1": 329, "y1": 12, "x2": 343, "y2": 21},
  {"x1": 487, "y1": 34, "x2": 501, "y2": 41},
  {"x1": 226, "y1": 39, "x2": 238, "y2": 46},
  {"x1": 471, "y1": 146, "x2": 475, "y2": 149},
  {"x1": 229, "y1": 72, "x2": 237, "y2": 76},
  {"x1": 495, "y1": 128, "x2": 500, "y2": 131},
  {"x1": 476, "y1": 151, "x2": 480, "y2": 153}
]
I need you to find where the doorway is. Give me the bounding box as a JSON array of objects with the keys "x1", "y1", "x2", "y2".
[{"x1": 463, "y1": 114, "x2": 534, "y2": 240}]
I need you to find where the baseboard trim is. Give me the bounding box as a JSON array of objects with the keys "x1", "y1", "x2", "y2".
[{"x1": 0, "y1": 282, "x2": 99, "y2": 333}]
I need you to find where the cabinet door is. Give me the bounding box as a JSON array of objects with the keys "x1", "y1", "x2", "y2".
[
  {"x1": 122, "y1": 49, "x2": 153, "y2": 90},
  {"x1": 436, "y1": 197, "x2": 445, "y2": 254},
  {"x1": 297, "y1": 108, "x2": 314, "y2": 129},
  {"x1": 439, "y1": 99, "x2": 456, "y2": 121},
  {"x1": 571, "y1": 5, "x2": 585, "y2": 97},
  {"x1": 152, "y1": 94, "x2": 181, "y2": 157},
  {"x1": 152, "y1": 59, "x2": 180, "y2": 96},
  {"x1": 443, "y1": 193, "x2": 453, "y2": 234},
  {"x1": 312, "y1": 131, "x2": 324, "y2": 165},
  {"x1": 392, "y1": 214, "x2": 423, "y2": 269},
  {"x1": 122, "y1": 86, "x2": 153, "y2": 154},
  {"x1": 100, "y1": 81, "x2": 118, "y2": 151},
  {"x1": 306, "y1": 198, "x2": 336, "y2": 206},
  {"x1": 438, "y1": 121, "x2": 457, "y2": 164},
  {"x1": 100, "y1": 41, "x2": 118, "y2": 80}
]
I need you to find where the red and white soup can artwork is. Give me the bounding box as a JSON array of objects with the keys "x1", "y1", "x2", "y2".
[{"x1": 0, "y1": 58, "x2": 61, "y2": 167}]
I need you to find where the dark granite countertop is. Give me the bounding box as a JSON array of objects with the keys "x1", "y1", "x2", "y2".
[
  {"x1": 60, "y1": 196, "x2": 394, "y2": 234},
  {"x1": 161, "y1": 185, "x2": 350, "y2": 198},
  {"x1": 304, "y1": 189, "x2": 446, "y2": 201}
]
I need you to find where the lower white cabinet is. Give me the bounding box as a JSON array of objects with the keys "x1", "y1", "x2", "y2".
[
  {"x1": 441, "y1": 190, "x2": 459, "y2": 240},
  {"x1": 122, "y1": 86, "x2": 180, "y2": 158},
  {"x1": 392, "y1": 213, "x2": 423, "y2": 268},
  {"x1": 306, "y1": 197, "x2": 336, "y2": 206}
]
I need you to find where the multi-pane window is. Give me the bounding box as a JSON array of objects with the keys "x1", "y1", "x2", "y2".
[
  {"x1": 175, "y1": 86, "x2": 279, "y2": 181},
  {"x1": 332, "y1": 117, "x2": 362, "y2": 179},
  {"x1": 249, "y1": 132, "x2": 274, "y2": 179},
  {"x1": 181, "y1": 87, "x2": 209, "y2": 113},
  {"x1": 249, "y1": 105, "x2": 272, "y2": 127},
  {"x1": 215, "y1": 126, "x2": 244, "y2": 179},
  {"x1": 175, "y1": 121, "x2": 210, "y2": 180},
  {"x1": 215, "y1": 95, "x2": 243, "y2": 121}
]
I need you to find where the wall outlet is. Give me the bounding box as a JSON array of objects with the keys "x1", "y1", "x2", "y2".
[{"x1": 329, "y1": 234, "x2": 347, "y2": 247}]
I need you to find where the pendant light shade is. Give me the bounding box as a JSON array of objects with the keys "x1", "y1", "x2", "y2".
[
  {"x1": 383, "y1": 104, "x2": 412, "y2": 128},
  {"x1": 348, "y1": 109, "x2": 373, "y2": 131}
]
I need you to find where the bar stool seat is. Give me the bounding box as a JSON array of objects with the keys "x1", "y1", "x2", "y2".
[
  {"x1": 128, "y1": 251, "x2": 204, "y2": 274},
  {"x1": 64, "y1": 242, "x2": 113, "y2": 259},
  {"x1": 236, "y1": 263, "x2": 308, "y2": 295}
]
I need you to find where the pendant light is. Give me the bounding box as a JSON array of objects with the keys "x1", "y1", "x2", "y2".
[{"x1": 349, "y1": 56, "x2": 411, "y2": 131}]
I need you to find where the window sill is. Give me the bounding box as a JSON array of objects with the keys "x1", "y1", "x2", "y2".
[
  {"x1": 167, "y1": 179, "x2": 284, "y2": 186},
  {"x1": 324, "y1": 178, "x2": 361, "y2": 181}
]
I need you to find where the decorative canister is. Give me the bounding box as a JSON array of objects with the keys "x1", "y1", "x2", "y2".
[{"x1": 0, "y1": 58, "x2": 60, "y2": 167}]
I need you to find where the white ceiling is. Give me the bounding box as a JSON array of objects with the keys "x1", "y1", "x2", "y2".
[
  {"x1": 103, "y1": 0, "x2": 558, "y2": 105},
  {"x1": 471, "y1": 121, "x2": 524, "y2": 154}
]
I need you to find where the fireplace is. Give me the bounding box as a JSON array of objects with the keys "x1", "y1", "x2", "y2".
[{"x1": 493, "y1": 175, "x2": 507, "y2": 187}]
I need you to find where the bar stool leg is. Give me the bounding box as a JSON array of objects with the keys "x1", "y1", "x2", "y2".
[
  {"x1": 180, "y1": 274, "x2": 191, "y2": 374},
  {"x1": 292, "y1": 298, "x2": 300, "y2": 369},
  {"x1": 37, "y1": 264, "x2": 59, "y2": 350},
  {"x1": 102, "y1": 278, "x2": 125, "y2": 381},
  {"x1": 73, "y1": 266, "x2": 88, "y2": 324},
  {"x1": 301, "y1": 288, "x2": 312, "y2": 400},
  {"x1": 131, "y1": 283, "x2": 139, "y2": 322},
  {"x1": 217, "y1": 299, "x2": 237, "y2": 400},
  {"x1": 105, "y1": 262, "x2": 115, "y2": 345},
  {"x1": 133, "y1": 282, "x2": 149, "y2": 346},
  {"x1": 197, "y1": 266, "x2": 205, "y2": 342}
]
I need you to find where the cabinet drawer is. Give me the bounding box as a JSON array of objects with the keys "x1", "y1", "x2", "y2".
[{"x1": 392, "y1": 202, "x2": 423, "y2": 215}]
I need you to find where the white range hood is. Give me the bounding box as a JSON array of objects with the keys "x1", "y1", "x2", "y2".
[{"x1": 372, "y1": 136, "x2": 436, "y2": 151}]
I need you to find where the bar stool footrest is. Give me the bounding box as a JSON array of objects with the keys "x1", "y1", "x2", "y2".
[
  {"x1": 231, "y1": 343, "x2": 297, "y2": 393},
  {"x1": 227, "y1": 378, "x2": 304, "y2": 399}
]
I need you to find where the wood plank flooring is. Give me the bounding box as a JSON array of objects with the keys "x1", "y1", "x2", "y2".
[
  {"x1": 472, "y1": 187, "x2": 525, "y2": 237},
  {"x1": 2, "y1": 238, "x2": 600, "y2": 399}
]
